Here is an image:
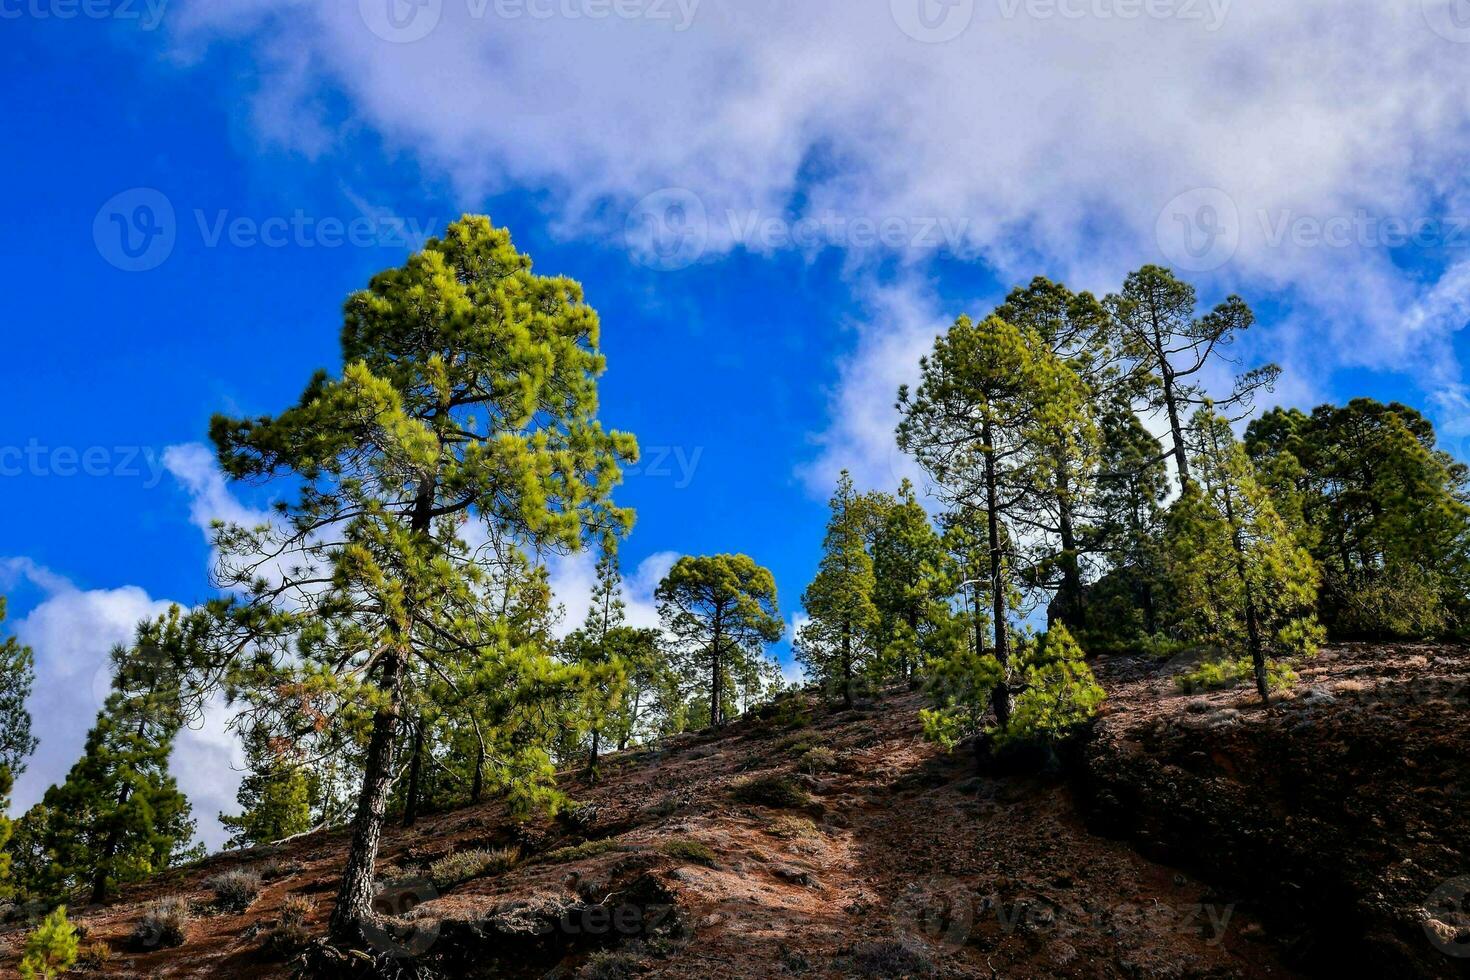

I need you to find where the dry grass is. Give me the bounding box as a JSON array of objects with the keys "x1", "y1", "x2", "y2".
[
  {"x1": 130, "y1": 897, "x2": 192, "y2": 951},
  {"x1": 660, "y1": 838, "x2": 717, "y2": 866},
  {"x1": 205, "y1": 868, "x2": 263, "y2": 912},
  {"x1": 428, "y1": 846, "x2": 520, "y2": 889},
  {"x1": 731, "y1": 774, "x2": 811, "y2": 809}
]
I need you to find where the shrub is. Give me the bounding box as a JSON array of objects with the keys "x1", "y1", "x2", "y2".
[
  {"x1": 1332, "y1": 566, "x2": 1447, "y2": 639},
  {"x1": 280, "y1": 892, "x2": 316, "y2": 923},
  {"x1": 1175, "y1": 657, "x2": 1298, "y2": 695},
  {"x1": 428, "y1": 846, "x2": 520, "y2": 889},
  {"x1": 541, "y1": 839, "x2": 623, "y2": 864},
  {"x1": 763, "y1": 815, "x2": 818, "y2": 840},
  {"x1": 993, "y1": 626, "x2": 1106, "y2": 749},
  {"x1": 560, "y1": 803, "x2": 601, "y2": 835},
  {"x1": 261, "y1": 894, "x2": 315, "y2": 959},
  {"x1": 255, "y1": 857, "x2": 297, "y2": 881},
  {"x1": 778, "y1": 943, "x2": 811, "y2": 972},
  {"x1": 773, "y1": 733, "x2": 816, "y2": 754},
  {"x1": 579, "y1": 949, "x2": 642, "y2": 979},
  {"x1": 660, "y1": 838, "x2": 716, "y2": 866},
  {"x1": 206, "y1": 868, "x2": 263, "y2": 912},
  {"x1": 19, "y1": 906, "x2": 79, "y2": 980},
  {"x1": 795, "y1": 747, "x2": 840, "y2": 774},
  {"x1": 130, "y1": 897, "x2": 192, "y2": 950},
  {"x1": 849, "y1": 940, "x2": 934, "y2": 977},
  {"x1": 770, "y1": 696, "x2": 812, "y2": 730},
  {"x1": 731, "y1": 774, "x2": 810, "y2": 809},
  {"x1": 75, "y1": 939, "x2": 114, "y2": 972}
]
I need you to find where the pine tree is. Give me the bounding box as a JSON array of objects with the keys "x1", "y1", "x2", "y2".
[
  {"x1": 202, "y1": 216, "x2": 637, "y2": 945},
  {"x1": 796, "y1": 471, "x2": 880, "y2": 706},
  {"x1": 0, "y1": 766, "x2": 15, "y2": 902},
  {"x1": 994, "y1": 278, "x2": 1113, "y2": 628},
  {"x1": 18, "y1": 607, "x2": 206, "y2": 903},
  {"x1": 1247, "y1": 398, "x2": 1470, "y2": 637},
  {"x1": 1166, "y1": 408, "x2": 1323, "y2": 702},
  {"x1": 997, "y1": 625, "x2": 1105, "y2": 748},
  {"x1": 0, "y1": 597, "x2": 37, "y2": 900},
  {"x1": 1078, "y1": 400, "x2": 1172, "y2": 650},
  {"x1": 898, "y1": 314, "x2": 1093, "y2": 728},
  {"x1": 219, "y1": 726, "x2": 316, "y2": 848},
  {"x1": 655, "y1": 555, "x2": 783, "y2": 728},
  {"x1": 571, "y1": 551, "x2": 630, "y2": 775},
  {"x1": 0, "y1": 597, "x2": 37, "y2": 778},
  {"x1": 18, "y1": 905, "x2": 78, "y2": 980},
  {"x1": 1106, "y1": 265, "x2": 1279, "y2": 487},
  {"x1": 870, "y1": 481, "x2": 958, "y2": 682},
  {"x1": 602, "y1": 627, "x2": 672, "y2": 750}
]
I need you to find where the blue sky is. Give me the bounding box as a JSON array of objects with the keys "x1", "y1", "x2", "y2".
[{"x1": 5, "y1": 1, "x2": 1470, "y2": 847}]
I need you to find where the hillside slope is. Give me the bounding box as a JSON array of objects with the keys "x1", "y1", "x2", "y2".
[{"x1": 4, "y1": 644, "x2": 1468, "y2": 978}]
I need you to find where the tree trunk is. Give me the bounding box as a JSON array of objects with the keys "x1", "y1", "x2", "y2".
[
  {"x1": 329, "y1": 479, "x2": 432, "y2": 946},
  {"x1": 982, "y1": 419, "x2": 1012, "y2": 729},
  {"x1": 840, "y1": 626, "x2": 853, "y2": 707},
  {"x1": 587, "y1": 728, "x2": 600, "y2": 779},
  {"x1": 1243, "y1": 578, "x2": 1268, "y2": 704},
  {"x1": 1150, "y1": 315, "x2": 1191, "y2": 488},
  {"x1": 620, "y1": 690, "x2": 641, "y2": 751},
  {"x1": 1215, "y1": 447, "x2": 1268, "y2": 706},
  {"x1": 1055, "y1": 453, "x2": 1084, "y2": 630},
  {"x1": 710, "y1": 609, "x2": 724, "y2": 728},
  {"x1": 470, "y1": 742, "x2": 484, "y2": 804},
  {"x1": 1225, "y1": 511, "x2": 1268, "y2": 704},
  {"x1": 90, "y1": 783, "x2": 132, "y2": 905},
  {"x1": 402, "y1": 717, "x2": 425, "y2": 828},
  {"x1": 1162, "y1": 376, "x2": 1190, "y2": 488},
  {"x1": 328, "y1": 650, "x2": 406, "y2": 944}
]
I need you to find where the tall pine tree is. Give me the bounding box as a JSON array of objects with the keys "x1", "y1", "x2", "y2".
[
  {"x1": 656, "y1": 555, "x2": 783, "y2": 728},
  {"x1": 870, "y1": 481, "x2": 958, "y2": 682},
  {"x1": 567, "y1": 551, "x2": 630, "y2": 775},
  {"x1": 1106, "y1": 265, "x2": 1278, "y2": 488},
  {"x1": 0, "y1": 597, "x2": 37, "y2": 900},
  {"x1": 17, "y1": 607, "x2": 205, "y2": 903},
  {"x1": 898, "y1": 314, "x2": 1093, "y2": 727},
  {"x1": 796, "y1": 471, "x2": 879, "y2": 705},
  {"x1": 994, "y1": 278, "x2": 1112, "y2": 629},
  {"x1": 203, "y1": 216, "x2": 637, "y2": 945},
  {"x1": 1166, "y1": 408, "x2": 1322, "y2": 702}
]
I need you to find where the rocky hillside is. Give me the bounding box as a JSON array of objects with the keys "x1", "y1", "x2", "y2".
[
  {"x1": 4, "y1": 644, "x2": 1468, "y2": 978},
  {"x1": 1082, "y1": 643, "x2": 1470, "y2": 978}
]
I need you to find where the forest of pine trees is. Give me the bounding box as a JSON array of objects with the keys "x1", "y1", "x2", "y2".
[{"x1": 1, "y1": 224, "x2": 1467, "y2": 954}]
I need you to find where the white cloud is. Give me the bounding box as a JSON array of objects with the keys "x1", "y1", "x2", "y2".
[
  {"x1": 161, "y1": 0, "x2": 1470, "y2": 482},
  {"x1": 0, "y1": 560, "x2": 243, "y2": 851},
  {"x1": 779, "y1": 658, "x2": 809, "y2": 689},
  {"x1": 798, "y1": 279, "x2": 953, "y2": 496},
  {"x1": 547, "y1": 548, "x2": 678, "y2": 637},
  {"x1": 163, "y1": 442, "x2": 270, "y2": 532}
]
